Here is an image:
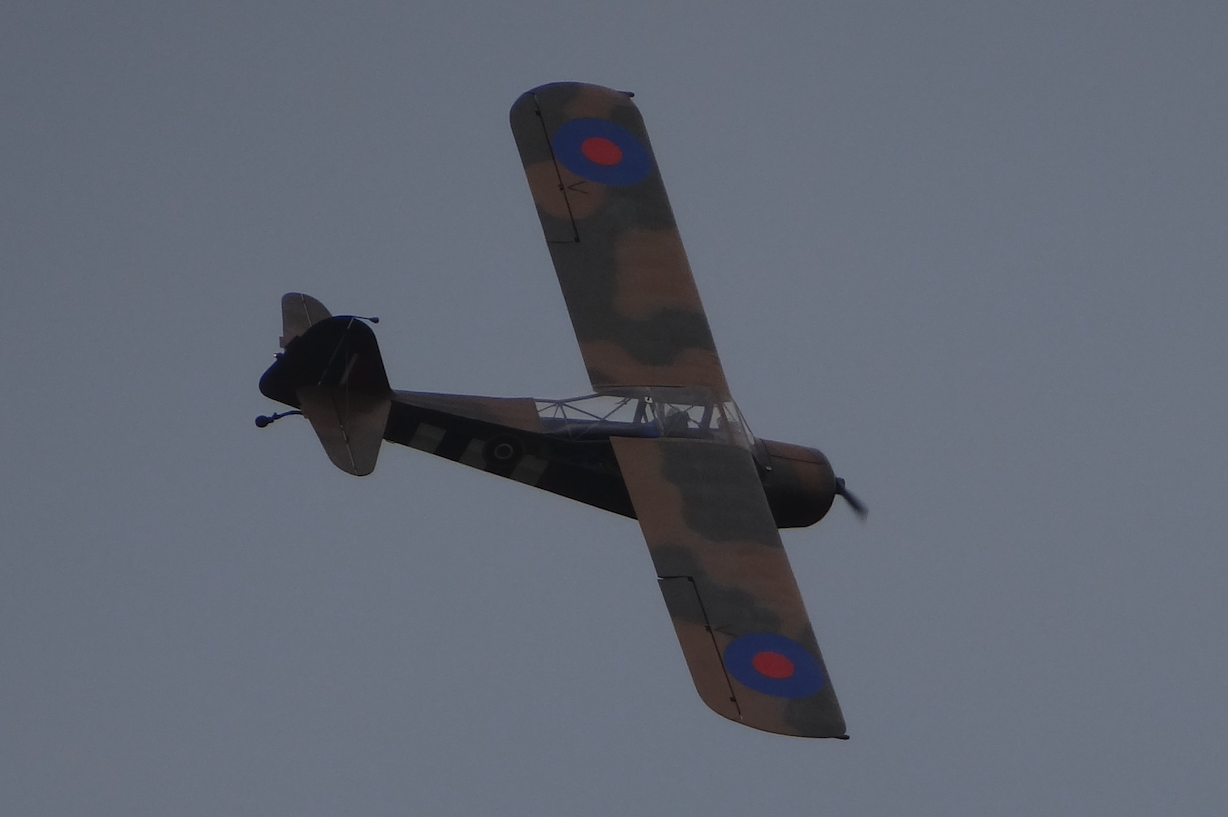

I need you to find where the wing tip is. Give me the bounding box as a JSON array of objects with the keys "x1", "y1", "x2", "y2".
[{"x1": 517, "y1": 81, "x2": 636, "y2": 104}]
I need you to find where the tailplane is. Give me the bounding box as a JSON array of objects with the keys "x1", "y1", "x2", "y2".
[{"x1": 259, "y1": 294, "x2": 392, "y2": 476}]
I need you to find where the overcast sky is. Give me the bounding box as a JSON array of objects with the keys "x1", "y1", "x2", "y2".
[{"x1": 4, "y1": 2, "x2": 1227, "y2": 815}]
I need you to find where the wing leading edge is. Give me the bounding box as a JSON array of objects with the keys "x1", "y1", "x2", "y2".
[
  {"x1": 611, "y1": 436, "x2": 847, "y2": 738},
  {"x1": 510, "y1": 82, "x2": 729, "y2": 397}
]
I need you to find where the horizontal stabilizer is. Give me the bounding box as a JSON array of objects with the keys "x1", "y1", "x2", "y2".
[
  {"x1": 259, "y1": 308, "x2": 393, "y2": 476},
  {"x1": 298, "y1": 385, "x2": 390, "y2": 476}
]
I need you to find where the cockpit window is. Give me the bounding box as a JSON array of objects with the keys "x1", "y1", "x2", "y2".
[{"x1": 535, "y1": 388, "x2": 753, "y2": 448}]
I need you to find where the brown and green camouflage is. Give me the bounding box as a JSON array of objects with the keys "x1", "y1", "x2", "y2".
[
  {"x1": 509, "y1": 83, "x2": 729, "y2": 397},
  {"x1": 256, "y1": 82, "x2": 861, "y2": 739}
]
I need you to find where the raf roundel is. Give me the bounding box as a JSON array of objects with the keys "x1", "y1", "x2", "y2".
[
  {"x1": 723, "y1": 633, "x2": 826, "y2": 698},
  {"x1": 550, "y1": 118, "x2": 653, "y2": 186}
]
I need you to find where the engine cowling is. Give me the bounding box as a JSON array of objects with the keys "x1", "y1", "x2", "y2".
[{"x1": 758, "y1": 439, "x2": 839, "y2": 528}]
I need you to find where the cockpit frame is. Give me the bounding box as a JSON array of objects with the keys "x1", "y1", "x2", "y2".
[{"x1": 535, "y1": 387, "x2": 754, "y2": 449}]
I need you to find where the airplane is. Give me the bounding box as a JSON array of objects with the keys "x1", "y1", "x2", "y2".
[{"x1": 256, "y1": 82, "x2": 865, "y2": 739}]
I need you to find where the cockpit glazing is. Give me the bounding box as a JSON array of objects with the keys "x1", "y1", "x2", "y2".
[{"x1": 535, "y1": 388, "x2": 753, "y2": 448}]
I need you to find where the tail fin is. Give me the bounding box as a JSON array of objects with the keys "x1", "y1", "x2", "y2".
[
  {"x1": 280, "y1": 292, "x2": 332, "y2": 348},
  {"x1": 260, "y1": 295, "x2": 392, "y2": 476}
]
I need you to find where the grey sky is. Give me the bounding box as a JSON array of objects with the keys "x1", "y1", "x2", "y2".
[{"x1": 4, "y1": 2, "x2": 1226, "y2": 815}]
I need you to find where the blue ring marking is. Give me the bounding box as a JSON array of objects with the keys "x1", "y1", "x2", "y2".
[
  {"x1": 550, "y1": 118, "x2": 653, "y2": 186},
  {"x1": 723, "y1": 632, "x2": 826, "y2": 698}
]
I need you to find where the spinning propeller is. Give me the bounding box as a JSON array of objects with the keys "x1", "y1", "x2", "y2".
[{"x1": 836, "y1": 478, "x2": 868, "y2": 519}]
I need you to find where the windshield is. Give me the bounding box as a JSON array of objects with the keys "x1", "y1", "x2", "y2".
[{"x1": 535, "y1": 388, "x2": 753, "y2": 448}]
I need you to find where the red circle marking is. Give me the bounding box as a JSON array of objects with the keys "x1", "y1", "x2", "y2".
[
  {"x1": 580, "y1": 136, "x2": 623, "y2": 166},
  {"x1": 751, "y1": 651, "x2": 795, "y2": 679}
]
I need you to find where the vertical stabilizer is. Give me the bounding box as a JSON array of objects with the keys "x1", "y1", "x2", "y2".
[
  {"x1": 260, "y1": 306, "x2": 393, "y2": 477},
  {"x1": 280, "y1": 293, "x2": 332, "y2": 348}
]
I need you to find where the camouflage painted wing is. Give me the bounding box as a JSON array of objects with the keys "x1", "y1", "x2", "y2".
[
  {"x1": 610, "y1": 436, "x2": 847, "y2": 738},
  {"x1": 510, "y1": 82, "x2": 729, "y2": 397}
]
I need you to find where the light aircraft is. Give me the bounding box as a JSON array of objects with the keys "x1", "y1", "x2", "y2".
[{"x1": 257, "y1": 82, "x2": 864, "y2": 738}]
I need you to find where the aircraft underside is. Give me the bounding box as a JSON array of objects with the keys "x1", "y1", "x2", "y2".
[
  {"x1": 256, "y1": 81, "x2": 864, "y2": 739},
  {"x1": 258, "y1": 313, "x2": 842, "y2": 529}
]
